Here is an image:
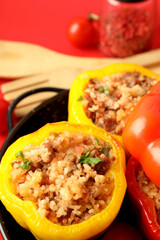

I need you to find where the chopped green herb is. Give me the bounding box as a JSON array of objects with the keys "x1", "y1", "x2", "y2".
[
  {"x1": 18, "y1": 160, "x2": 30, "y2": 171},
  {"x1": 98, "y1": 87, "x2": 103, "y2": 92},
  {"x1": 15, "y1": 151, "x2": 25, "y2": 161},
  {"x1": 100, "y1": 143, "x2": 111, "y2": 158},
  {"x1": 80, "y1": 157, "x2": 102, "y2": 165},
  {"x1": 15, "y1": 151, "x2": 30, "y2": 171},
  {"x1": 104, "y1": 86, "x2": 109, "y2": 95},
  {"x1": 95, "y1": 138, "x2": 99, "y2": 145},
  {"x1": 137, "y1": 177, "x2": 147, "y2": 181},
  {"x1": 80, "y1": 150, "x2": 102, "y2": 165},
  {"x1": 80, "y1": 150, "x2": 90, "y2": 161},
  {"x1": 98, "y1": 86, "x2": 109, "y2": 95},
  {"x1": 77, "y1": 96, "x2": 83, "y2": 101},
  {"x1": 101, "y1": 147, "x2": 110, "y2": 158}
]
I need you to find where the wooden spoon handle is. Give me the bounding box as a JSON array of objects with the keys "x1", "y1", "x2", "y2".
[{"x1": 1, "y1": 41, "x2": 160, "y2": 78}]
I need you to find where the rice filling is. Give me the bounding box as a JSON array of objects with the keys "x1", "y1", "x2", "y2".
[
  {"x1": 10, "y1": 131, "x2": 115, "y2": 225},
  {"x1": 83, "y1": 72, "x2": 156, "y2": 135},
  {"x1": 137, "y1": 168, "x2": 160, "y2": 224}
]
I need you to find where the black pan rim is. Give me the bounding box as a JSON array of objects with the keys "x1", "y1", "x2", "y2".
[
  {"x1": 0, "y1": 89, "x2": 69, "y2": 160},
  {"x1": 0, "y1": 89, "x2": 69, "y2": 240}
]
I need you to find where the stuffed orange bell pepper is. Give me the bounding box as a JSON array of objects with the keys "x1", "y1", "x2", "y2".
[
  {"x1": 123, "y1": 82, "x2": 160, "y2": 239},
  {"x1": 0, "y1": 121, "x2": 126, "y2": 240},
  {"x1": 68, "y1": 63, "x2": 160, "y2": 145},
  {"x1": 123, "y1": 81, "x2": 160, "y2": 187}
]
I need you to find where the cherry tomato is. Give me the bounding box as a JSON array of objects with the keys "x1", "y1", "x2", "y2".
[
  {"x1": 67, "y1": 16, "x2": 98, "y2": 48},
  {"x1": 102, "y1": 221, "x2": 143, "y2": 240},
  {"x1": 0, "y1": 99, "x2": 9, "y2": 133}
]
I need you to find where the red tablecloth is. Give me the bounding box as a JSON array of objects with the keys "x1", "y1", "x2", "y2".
[{"x1": 0, "y1": 0, "x2": 160, "y2": 239}]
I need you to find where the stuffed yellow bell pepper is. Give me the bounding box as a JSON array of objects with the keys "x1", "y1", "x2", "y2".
[
  {"x1": 0, "y1": 121, "x2": 126, "y2": 240},
  {"x1": 68, "y1": 63, "x2": 160, "y2": 144}
]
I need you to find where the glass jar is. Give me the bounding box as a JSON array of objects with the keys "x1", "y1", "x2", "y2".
[{"x1": 99, "y1": 0, "x2": 156, "y2": 58}]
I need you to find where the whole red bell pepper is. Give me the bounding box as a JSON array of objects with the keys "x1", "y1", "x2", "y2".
[
  {"x1": 126, "y1": 157, "x2": 160, "y2": 240},
  {"x1": 122, "y1": 81, "x2": 160, "y2": 187}
]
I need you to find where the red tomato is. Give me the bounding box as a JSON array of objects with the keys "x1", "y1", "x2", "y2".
[
  {"x1": 0, "y1": 99, "x2": 9, "y2": 133},
  {"x1": 67, "y1": 16, "x2": 98, "y2": 48},
  {"x1": 102, "y1": 221, "x2": 143, "y2": 240}
]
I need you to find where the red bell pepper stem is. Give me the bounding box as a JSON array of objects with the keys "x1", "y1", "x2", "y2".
[{"x1": 126, "y1": 157, "x2": 160, "y2": 240}]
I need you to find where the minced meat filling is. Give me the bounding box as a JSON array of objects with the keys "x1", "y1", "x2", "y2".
[
  {"x1": 10, "y1": 131, "x2": 115, "y2": 226},
  {"x1": 83, "y1": 72, "x2": 156, "y2": 135},
  {"x1": 137, "y1": 168, "x2": 160, "y2": 224}
]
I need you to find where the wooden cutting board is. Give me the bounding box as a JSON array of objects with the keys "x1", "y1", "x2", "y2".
[
  {"x1": 1, "y1": 40, "x2": 160, "y2": 117},
  {"x1": 1, "y1": 40, "x2": 160, "y2": 79}
]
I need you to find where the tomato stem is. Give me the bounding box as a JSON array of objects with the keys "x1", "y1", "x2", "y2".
[{"x1": 88, "y1": 13, "x2": 99, "y2": 22}]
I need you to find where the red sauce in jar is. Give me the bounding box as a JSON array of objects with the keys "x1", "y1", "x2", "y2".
[{"x1": 99, "y1": 0, "x2": 155, "y2": 57}]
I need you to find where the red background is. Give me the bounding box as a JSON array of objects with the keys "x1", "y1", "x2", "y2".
[{"x1": 0, "y1": 0, "x2": 160, "y2": 239}]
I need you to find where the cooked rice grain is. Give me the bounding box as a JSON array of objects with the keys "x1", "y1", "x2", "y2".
[
  {"x1": 10, "y1": 131, "x2": 115, "y2": 225},
  {"x1": 137, "y1": 168, "x2": 160, "y2": 223},
  {"x1": 83, "y1": 72, "x2": 156, "y2": 135}
]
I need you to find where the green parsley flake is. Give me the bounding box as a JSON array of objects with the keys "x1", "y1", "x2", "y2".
[
  {"x1": 77, "y1": 96, "x2": 83, "y2": 101},
  {"x1": 95, "y1": 138, "x2": 99, "y2": 145},
  {"x1": 98, "y1": 86, "x2": 109, "y2": 95},
  {"x1": 104, "y1": 86, "x2": 109, "y2": 95},
  {"x1": 98, "y1": 87, "x2": 103, "y2": 92},
  {"x1": 15, "y1": 151, "x2": 31, "y2": 171},
  {"x1": 80, "y1": 150, "x2": 102, "y2": 165}
]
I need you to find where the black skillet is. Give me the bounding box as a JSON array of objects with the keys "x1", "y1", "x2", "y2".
[
  {"x1": 0, "y1": 87, "x2": 68, "y2": 240},
  {"x1": 0, "y1": 87, "x2": 140, "y2": 240}
]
